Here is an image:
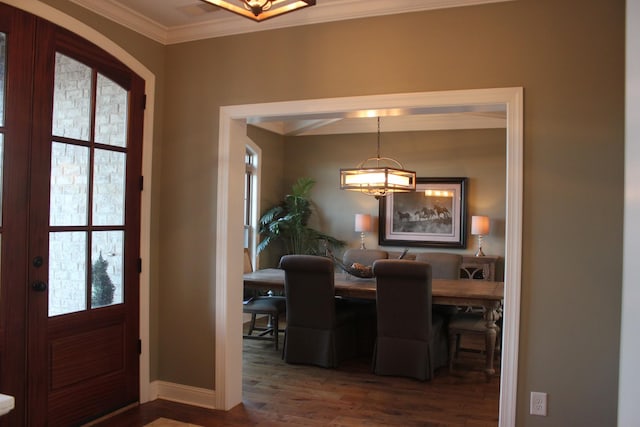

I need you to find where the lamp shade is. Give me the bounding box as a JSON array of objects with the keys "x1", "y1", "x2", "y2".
[
  {"x1": 471, "y1": 215, "x2": 490, "y2": 235},
  {"x1": 354, "y1": 214, "x2": 373, "y2": 233}
]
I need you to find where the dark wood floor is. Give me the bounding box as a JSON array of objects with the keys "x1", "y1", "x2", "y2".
[{"x1": 92, "y1": 328, "x2": 499, "y2": 426}]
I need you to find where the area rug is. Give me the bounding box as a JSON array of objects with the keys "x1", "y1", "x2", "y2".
[{"x1": 144, "y1": 418, "x2": 202, "y2": 427}]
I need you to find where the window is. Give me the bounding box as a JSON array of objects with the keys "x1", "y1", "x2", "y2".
[{"x1": 244, "y1": 147, "x2": 258, "y2": 253}]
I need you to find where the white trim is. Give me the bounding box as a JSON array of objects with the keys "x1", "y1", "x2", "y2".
[
  {"x1": 245, "y1": 139, "x2": 262, "y2": 269},
  {"x1": 216, "y1": 87, "x2": 523, "y2": 426},
  {"x1": 215, "y1": 114, "x2": 246, "y2": 410},
  {"x1": 499, "y1": 87, "x2": 523, "y2": 426},
  {"x1": 150, "y1": 381, "x2": 216, "y2": 410},
  {"x1": 4, "y1": 0, "x2": 155, "y2": 404},
  {"x1": 619, "y1": 0, "x2": 640, "y2": 424}
]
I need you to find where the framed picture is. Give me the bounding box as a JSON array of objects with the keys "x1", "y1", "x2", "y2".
[{"x1": 379, "y1": 177, "x2": 468, "y2": 248}]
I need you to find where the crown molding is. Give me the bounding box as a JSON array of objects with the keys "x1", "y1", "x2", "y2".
[
  {"x1": 67, "y1": 0, "x2": 170, "y2": 44},
  {"x1": 68, "y1": 0, "x2": 512, "y2": 45}
]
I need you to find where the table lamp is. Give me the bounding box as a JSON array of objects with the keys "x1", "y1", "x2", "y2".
[
  {"x1": 471, "y1": 215, "x2": 490, "y2": 257},
  {"x1": 354, "y1": 214, "x2": 373, "y2": 250}
]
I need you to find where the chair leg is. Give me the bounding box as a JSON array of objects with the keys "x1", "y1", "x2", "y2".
[
  {"x1": 248, "y1": 313, "x2": 257, "y2": 335},
  {"x1": 448, "y1": 331, "x2": 456, "y2": 372},
  {"x1": 281, "y1": 329, "x2": 287, "y2": 360},
  {"x1": 448, "y1": 332, "x2": 463, "y2": 372},
  {"x1": 273, "y1": 314, "x2": 279, "y2": 350}
]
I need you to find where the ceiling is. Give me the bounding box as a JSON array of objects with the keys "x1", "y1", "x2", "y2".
[
  {"x1": 248, "y1": 107, "x2": 507, "y2": 137},
  {"x1": 68, "y1": 0, "x2": 511, "y2": 44},
  {"x1": 67, "y1": 0, "x2": 509, "y2": 135}
]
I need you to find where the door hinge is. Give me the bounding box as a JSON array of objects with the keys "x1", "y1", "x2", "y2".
[
  {"x1": 138, "y1": 339, "x2": 142, "y2": 355},
  {"x1": 139, "y1": 176, "x2": 144, "y2": 191},
  {"x1": 138, "y1": 258, "x2": 142, "y2": 273}
]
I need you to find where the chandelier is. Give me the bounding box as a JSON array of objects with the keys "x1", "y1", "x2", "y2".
[
  {"x1": 202, "y1": 0, "x2": 316, "y2": 22},
  {"x1": 339, "y1": 117, "x2": 416, "y2": 199}
]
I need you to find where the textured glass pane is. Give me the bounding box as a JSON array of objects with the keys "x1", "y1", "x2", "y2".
[
  {"x1": 52, "y1": 53, "x2": 91, "y2": 140},
  {"x1": 49, "y1": 232, "x2": 87, "y2": 317},
  {"x1": 0, "y1": 234, "x2": 2, "y2": 306},
  {"x1": 0, "y1": 134, "x2": 3, "y2": 226},
  {"x1": 50, "y1": 142, "x2": 89, "y2": 226},
  {"x1": 0, "y1": 33, "x2": 6, "y2": 127},
  {"x1": 93, "y1": 149, "x2": 125, "y2": 226},
  {"x1": 95, "y1": 73, "x2": 128, "y2": 147},
  {"x1": 91, "y1": 231, "x2": 123, "y2": 308}
]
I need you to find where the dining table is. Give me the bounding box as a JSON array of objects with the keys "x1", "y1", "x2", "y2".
[{"x1": 243, "y1": 268, "x2": 504, "y2": 378}]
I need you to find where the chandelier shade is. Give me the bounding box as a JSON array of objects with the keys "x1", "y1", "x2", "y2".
[
  {"x1": 340, "y1": 165, "x2": 416, "y2": 197},
  {"x1": 339, "y1": 118, "x2": 416, "y2": 198},
  {"x1": 202, "y1": 0, "x2": 315, "y2": 22}
]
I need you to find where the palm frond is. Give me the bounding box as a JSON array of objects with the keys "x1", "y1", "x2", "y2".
[{"x1": 257, "y1": 177, "x2": 344, "y2": 257}]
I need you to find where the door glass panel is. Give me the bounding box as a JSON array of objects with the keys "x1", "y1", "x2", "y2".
[
  {"x1": 1, "y1": 32, "x2": 4, "y2": 301},
  {"x1": 91, "y1": 231, "x2": 123, "y2": 308},
  {"x1": 50, "y1": 142, "x2": 89, "y2": 226},
  {"x1": 1, "y1": 33, "x2": 5, "y2": 228},
  {"x1": 92, "y1": 149, "x2": 125, "y2": 226},
  {"x1": 52, "y1": 53, "x2": 91, "y2": 141},
  {"x1": 0, "y1": 134, "x2": 4, "y2": 225},
  {"x1": 95, "y1": 73, "x2": 128, "y2": 148},
  {"x1": 48, "y1": 232, "x2": 87, "y2": 317},
  {"x1": 0, "y1": 32, "x2": 6, "y2": 126}
]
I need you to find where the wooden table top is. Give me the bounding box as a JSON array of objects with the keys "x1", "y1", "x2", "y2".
[{"x1": 244, "y1": 268, "x2": 504, "y2": 307}]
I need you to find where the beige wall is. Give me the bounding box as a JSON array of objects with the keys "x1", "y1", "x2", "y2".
[
  {"x1": 278, "y1": 128, "x2": 506, "y2": 261},
  {"x1": 26, "y1": 0, "x2": 625, "y2": 425},
  {"x1": 163, "y1": 1, "x2": 624, "y2": 425}
]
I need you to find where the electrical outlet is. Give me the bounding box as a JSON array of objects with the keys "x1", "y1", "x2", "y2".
[{"x1": 530, "y1": 392, "x2": 547, "y2": 416}]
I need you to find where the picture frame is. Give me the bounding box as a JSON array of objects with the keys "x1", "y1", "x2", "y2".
[{"x1": 379, "y1": 177, "x2": 468, "y2": 248}]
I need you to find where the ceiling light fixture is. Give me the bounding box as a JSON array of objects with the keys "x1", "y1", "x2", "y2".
[
  {"x1": 340, "y1": 117, "x2": 416, "y2": 199},
  {"x1": 202, "y1": 0, "x2": 316, "y2": 22}
]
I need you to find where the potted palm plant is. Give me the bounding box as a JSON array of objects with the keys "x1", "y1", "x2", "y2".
[{"x1": 257, "y1": 177, "x2": 344, "y2": 257}]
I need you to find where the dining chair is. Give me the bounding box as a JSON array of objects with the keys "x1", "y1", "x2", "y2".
[
  {"x1": 414, "y1": 252, "x2": 463, "y2": 318},
  {"x1": 372, "y1": 259, "x2": 448, "y2": 381},
  {"x1": 415, "y1": 253, "x2": 500, "y2": 371},
  {"x1": 341, "y1": 248, "x2": 389, "y2": 356},
  {"x1": 280, "y1": 254, "x2": 357, "y2": 368},
  {"x1": 342, "y1": 248, "x2": 388, "y2": 267},
  {"x1": 414, "y1": 252, "x2": 462, "y2": 280},
  {"x1": 242, "y1": 249, "x2": 286, "y2": 350},
  {"x1": 447, "y1": 312, "x2": 501, "y2": 372}
]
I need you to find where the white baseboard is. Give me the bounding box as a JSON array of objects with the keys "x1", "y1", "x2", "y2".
[{"x1": 149, "y1": 381, "x2": 217, "y2": 409}]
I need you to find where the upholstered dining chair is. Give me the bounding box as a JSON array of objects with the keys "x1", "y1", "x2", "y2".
[
  {"x1": 242, "y1": 249, "x2": 286, "y2": 350},
  {"x1": 341, "y1": 248, "x2": 389, "y2": 356},
  {"x1": 414, "y1": 252, "x2": 463, "y2": 318},
  {"x1": 280, "y1": 254, "x2": 357, "y2": 368},
  {"x1": 342, "y1": 248, "x2": 389, "y2": 267},
  {"x1": 414, "y1": 252, "x2": 462, "y2": 280},
  {"x1": 372, "y1": 259, "x2": 448, "y2": 381}
]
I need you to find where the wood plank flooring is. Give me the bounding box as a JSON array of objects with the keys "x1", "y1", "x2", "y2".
[{"x1": 91, "y1": 331, "x2": 499, "y2": 427}]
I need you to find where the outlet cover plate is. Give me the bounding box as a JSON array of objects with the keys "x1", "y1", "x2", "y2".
[{"x1": 530, "y1": 391, "x2": 547, "y2": 416}]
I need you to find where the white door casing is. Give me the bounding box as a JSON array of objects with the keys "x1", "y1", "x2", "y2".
[{"x1": 215, "y1": 87, "x2": 523, "y2": 426}]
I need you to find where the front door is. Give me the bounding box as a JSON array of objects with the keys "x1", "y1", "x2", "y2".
[{"x1": 0, "y1": 5, "x2": 144, "y2": 426}]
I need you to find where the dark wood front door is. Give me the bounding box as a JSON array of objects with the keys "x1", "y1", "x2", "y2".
[{"x1": 0, "y1": 5, "x2": 144, "y2": 426}]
